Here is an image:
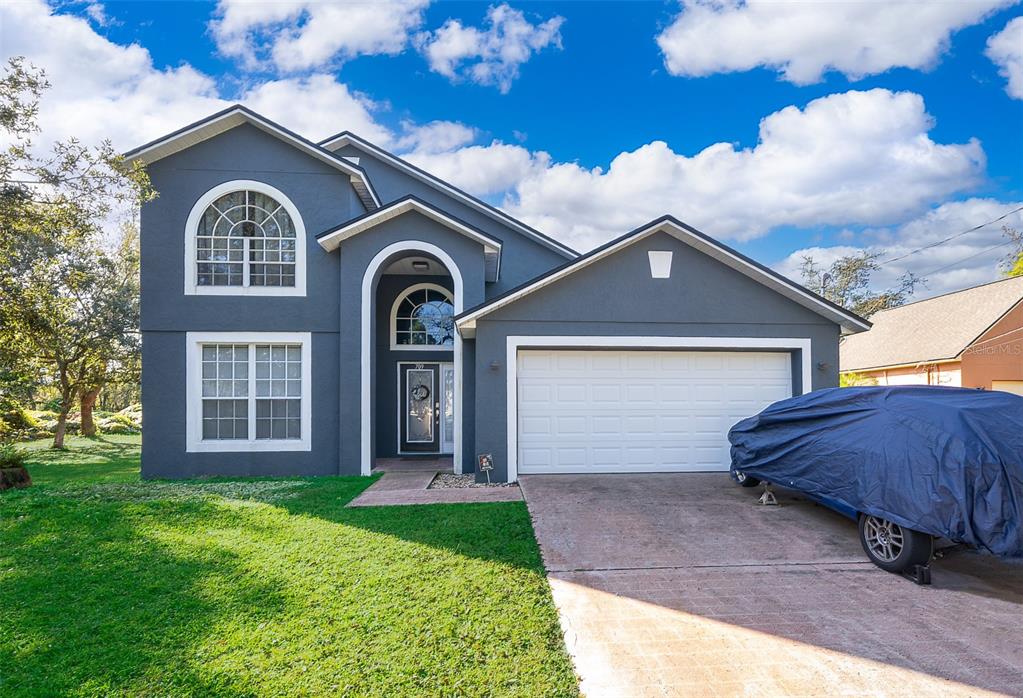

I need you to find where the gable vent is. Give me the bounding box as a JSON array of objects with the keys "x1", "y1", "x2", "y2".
[{"x1": 648, "y1": 250, "x2": 673, "y2": 278}]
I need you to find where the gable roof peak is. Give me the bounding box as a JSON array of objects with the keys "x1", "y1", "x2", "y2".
[
  {"x1": 456, "y1": 214, "x2": 871, "y2": 336},
  {"x1": 122, "y1": 105, "x2": 380, "y2": 211},
  {"x1": 319, "y1": 130, "x2": 578, "y2": 260}
]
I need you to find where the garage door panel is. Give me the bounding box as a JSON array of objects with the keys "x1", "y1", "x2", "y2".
[{"x1": 517, "y1": 349, "x2": 792, "y2": 474}]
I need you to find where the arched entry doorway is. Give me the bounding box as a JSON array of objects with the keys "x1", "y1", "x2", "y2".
[{"x1": 360, "y1": 241, "x2": 464, "y2": 476}]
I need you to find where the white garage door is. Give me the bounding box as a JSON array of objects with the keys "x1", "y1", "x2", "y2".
[{"x1": 516, "y1": 349, "x2": 793, "y2": 474}]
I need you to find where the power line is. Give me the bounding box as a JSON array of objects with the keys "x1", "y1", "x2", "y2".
[
  {"x1": 878, "y1": 205, "x2": 1023, "y2": 267},
  {"x1": 917, "y1": 239, "x2": 1016, "y2": 277}
]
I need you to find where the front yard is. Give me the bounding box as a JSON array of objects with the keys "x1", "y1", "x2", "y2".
[{"x1": 0, "y1": 436, "x2": 577, "y2": 697}]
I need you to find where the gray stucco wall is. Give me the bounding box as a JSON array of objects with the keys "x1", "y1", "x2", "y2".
[
  {"x1": 471, "y1": 231, "x2": 842, "y2": 482},
  {"x1": 333, "y1": 143, "x2": 571, "y2": 293},
  {"x1": 139, "y1": 122, "x2": 567, "y2": 479},
  {"x1": 140, "y1": 124, "x2": 359, "y2": 478}
]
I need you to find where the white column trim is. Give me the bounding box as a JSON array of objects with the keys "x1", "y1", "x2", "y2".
[
  {"x1": 361, "y1": 241, "x2": 464, "y2": 476},
  {"x1": 504, "y1": 335, "x2": 813, "y2": 482}
]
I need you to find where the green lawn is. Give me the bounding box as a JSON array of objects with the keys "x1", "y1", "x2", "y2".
[
  {"x1": 0, "y1": 437, "x2": 578, "y2": 697},
  {"x1": 17, "y1": 434, "x2": 143, "y2": 485}
]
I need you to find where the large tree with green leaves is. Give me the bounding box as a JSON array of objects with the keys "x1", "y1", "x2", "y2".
[
  {"x1": 0, "y1": 57, "x2": 153, "y2": 447},
  {"x1": 800, "y1": 251, "x2": 922, "y2": 318}
]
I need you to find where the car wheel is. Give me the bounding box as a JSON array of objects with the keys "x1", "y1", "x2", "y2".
[
  {"x1": 734, "y1": 471, "x2": 761, "y2": 488},
  {"x1": 858, "y1": 514, "x2": 932, "y2": 573}
]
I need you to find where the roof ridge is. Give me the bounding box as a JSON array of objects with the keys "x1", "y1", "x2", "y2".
[
  {"x1": 878, "y1": 274, "x2": 1023, "y2": 314},
  {"x1": 319, "y1": 130, "x2": 578, "y2": 259}
]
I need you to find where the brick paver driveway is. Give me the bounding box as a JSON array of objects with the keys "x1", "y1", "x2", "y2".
[{"x1": 519, "y1": 474, "x2": 1023, "y2": 697}]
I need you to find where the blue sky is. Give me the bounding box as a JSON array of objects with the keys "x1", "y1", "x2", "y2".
[{"x1": 4, "y1": 0, "x2": 1023, "y2": 297}]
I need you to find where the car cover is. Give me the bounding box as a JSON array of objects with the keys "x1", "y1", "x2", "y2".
[{"x1": 728, "y1": 386, "x2": 1023, "y2": 558}]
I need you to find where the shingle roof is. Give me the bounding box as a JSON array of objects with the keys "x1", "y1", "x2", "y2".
[{"x1": 840, "y1": 276, "x2": 1023, "y2": 371}]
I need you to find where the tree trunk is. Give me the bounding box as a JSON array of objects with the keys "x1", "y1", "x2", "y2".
[
  {"x1": 81, "y1": 386, "x2": 100, "y2": 436},
  {"x1": 53, "y1": 361, "x2": 74, "y2": 449},
  {"x1": 53, "y1": 408, "x2": 68, "y2": 449}
]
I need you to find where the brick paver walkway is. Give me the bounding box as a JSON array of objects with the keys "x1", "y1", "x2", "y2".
[
  {"x1": 346, "y1": 467, "x2": 522, "y2": 507},
  {"x1": 521, "y1": 474, "x2": 1023, "y2": 697}
]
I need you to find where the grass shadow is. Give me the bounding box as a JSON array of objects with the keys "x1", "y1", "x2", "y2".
[
  {"x1": 1, "y1": 472, "x2": 578, "y2": 696},
  {"x1": 1, "y1": 491, "x2": 293, "y2": 696}
]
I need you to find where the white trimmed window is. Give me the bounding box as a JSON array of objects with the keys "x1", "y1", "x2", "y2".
[
  {"x1": 186, "y1": 332, "x2": 311, "y2": 452},
  {"x1": 184, "y1": 181, "x2": 306, "y2": 296},
  {"x1": 390, "y1": 283, "x2": 455, "y2": 350}
]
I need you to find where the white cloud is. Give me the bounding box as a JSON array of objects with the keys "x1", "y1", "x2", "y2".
[
  {"x1": 0, "y1": 0, "x2": 1003, "y2": 290},
  {"x1": 0, "y1": 0, "x2": 402, "y2": 152},
  {"x1": 84, "y1": 2, "x2": 111, "y2": 27},
  {"x1": 394, "y1": 120, "x2": 477, "y2": 153},
  {"x1": 986, "y1": 16, "x2": 1023, "y2": 99},
  {"x1": 495, "y1": 89, "x2": 985, "y2": 251},
  {"x1": 405, "y1": 141, "x2": 549, "y2": 197},
  {"x1": 775, "y1": 199, "x2": 1023, "y2": 298},
  {"x1": 242, "y1": 75, "x2": 393, "y2": 144},
  {"x1": 656, "y1": 0, "x2": 1014, "y2": 84},
  {"x1": 417, "y1": 3, "x2": 563, "y2": 93},
  {"x1": 210, "y1": 0, "x2": 429, "y2": 72}
]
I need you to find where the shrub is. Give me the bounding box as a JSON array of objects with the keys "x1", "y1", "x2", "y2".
[
  {"x1": 118, "y1": 403, "x2": 142, "y2": 425},
  {"x1": 97, "y1": 416, "x2": 140, "y2": 435},
  {"x1": 0, "y1": 443, "x2": 27, "y2": 469},
  {"x1": 1, "y1": 399, "x2": 39, "y2": 431},
  {"x1": 0, "y1": 444, "x2": 31, "y2": 489}
]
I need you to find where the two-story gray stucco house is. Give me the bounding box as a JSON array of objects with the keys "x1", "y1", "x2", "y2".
[{"x1": 126, "y1": 105, "x2": 869, "y2": 482}]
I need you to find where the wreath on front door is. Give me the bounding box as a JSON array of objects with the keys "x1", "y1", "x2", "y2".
[{"x1": 411, "y1": 384, "x2": 431, "y2": 402}]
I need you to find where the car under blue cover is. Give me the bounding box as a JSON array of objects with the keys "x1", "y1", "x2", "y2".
[{"x1": 728, "y1": 386, "x2": 1023, "y2": 560}]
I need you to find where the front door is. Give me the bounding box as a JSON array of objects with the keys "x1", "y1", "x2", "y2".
[{"x1": 400, "y1": 363, "x2": 440, "y2": 452}]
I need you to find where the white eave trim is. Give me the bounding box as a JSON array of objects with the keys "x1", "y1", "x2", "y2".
[
  {"x1": 317, "y1": 199, "x2": 501, "y2": 280},
  {"x1": 319, "y1": 132, "x2": 576, "y2": 259},
  {"x1": 125, "y1": 107, "x2": 380, "y2": 210},
  {"x1": 457, "y1": 219, "x2": 871, "y2": 337}
]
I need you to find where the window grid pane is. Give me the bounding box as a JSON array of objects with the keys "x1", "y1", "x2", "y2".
[
  {"x1": 254, "y1": 344, "x2": 302, "y2": 440},
  {"x1": 393, "y1": 286, "x2": 455, "y2": 347},
  {"x1": 196, "y1": 190, "x2": 296, "y2": 288},
  {"x1": 199, "y1": 342, "x2": 302, "y2": 443}
]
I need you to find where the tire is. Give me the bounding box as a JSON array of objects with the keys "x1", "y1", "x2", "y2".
[
  {"x1": 858, "y1": 514, "x2": 932, "y2": 573},
  {"x1": 734, "y1": 471, "x2": 761, "y2": 488}
]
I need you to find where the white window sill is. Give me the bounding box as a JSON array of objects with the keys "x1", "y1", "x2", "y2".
[
  {"x1": 185, "y1": 285, "x2": 306, "y2": 297},
  {"x1": 186, "y1": 438, "x2": 312, "y2": 453},
  {"x1": 389, "y1": 344, "x2": 454, "y2": 352}
]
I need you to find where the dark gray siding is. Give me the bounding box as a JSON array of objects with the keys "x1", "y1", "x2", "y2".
[
  {"x1": 141, "y1": 331, "x2": 340, "y2": 478},
  {"x1": 333, "y1": 143, "x2": 570, "y2": 294},
  {"x1": 374, "y1": 274, "x2": 455, "y2": 458},
  {"x1": 472, "y1": 231, "x2": 842, "y2": 482},
  {"x1": 140, "y1": 124, "x2": 357, "y2": 478}
]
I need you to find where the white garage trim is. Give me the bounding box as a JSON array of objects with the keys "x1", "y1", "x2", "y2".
[{"x1": 504, "y1": 336, "x2": 812, "y2": 482}]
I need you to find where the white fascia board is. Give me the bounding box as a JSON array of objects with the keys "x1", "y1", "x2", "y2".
[
  {"x1": 317, "y1": 199, "x2": 501, "y2": 256},
  {"x1": 319, "y1": 133, "x2": 576, "y2": 259},
  {"x1": 127, "y1": 108, "x2": 380, "y2": 209},
  {"x1": 456, "y1": 220, "x2": 871, "y2": 334}
]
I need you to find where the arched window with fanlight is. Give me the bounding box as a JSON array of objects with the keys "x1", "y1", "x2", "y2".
[
  {"x1": 185, "y1": 180, "x2": 306, "y2": 296},
  {"x1": 390, "y1": 283, "x2": 455, "y2": 350}
]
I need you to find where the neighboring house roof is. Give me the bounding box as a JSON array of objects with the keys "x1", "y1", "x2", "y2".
[
  {"x1": 840, "y1": 275, "x2": 1023, "y2": 372},
  {"x1": 316, "y1": 196, "x2": 502, "y2": 282},
  {"x1": 455, "y1": 215, "x2": 872, "y2": 337},
  {"x1": 318, "y1": 130, "x2": 578, "y2": 260},
  {"x1": 123, "y1": 105, "x2": 381, "y2": 211}
]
